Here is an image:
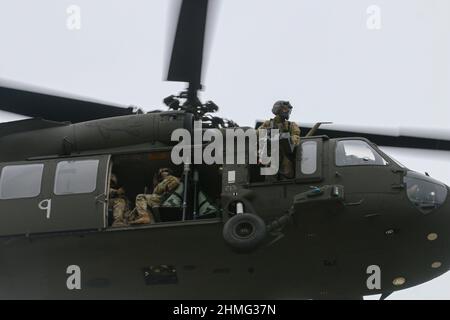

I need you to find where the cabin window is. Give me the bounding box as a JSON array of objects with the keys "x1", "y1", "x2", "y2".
[
  {"x1": 54, "y1": 160, "x2": 99, "y2": 195},
  {"x1": 336, "y1": 140, "x2": 387, "y2": 166},
  {"x1": 0, "y1": 164, "x2": 44, "y2": 199},
  {"x1": 301, "y1": 141, "x2": 318, "y2": 174}
]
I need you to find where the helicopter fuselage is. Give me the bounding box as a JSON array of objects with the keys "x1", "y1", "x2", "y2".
[{"x1": 0, "y1": 112, "x2": 449, "y2": 299}]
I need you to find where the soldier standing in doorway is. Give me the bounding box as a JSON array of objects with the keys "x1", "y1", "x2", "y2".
[{"x1": 258, "y1": 101, "x2": 301, "y2": 179}]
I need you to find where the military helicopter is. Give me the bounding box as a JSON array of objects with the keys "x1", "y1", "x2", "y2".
[{"x1": 0, "y1": 0, "x2": 450, "y2": 300}]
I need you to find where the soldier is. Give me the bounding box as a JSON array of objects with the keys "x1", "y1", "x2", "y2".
[
  {"x1": 258, "y1": 100, "x2": 301, "y2": 179},
  {"x1": 109, "y1": 173, "x2": 129, "y2": 227},
  {"x1": 130, "y1": 168, "x2": 180, "y2": 225}
]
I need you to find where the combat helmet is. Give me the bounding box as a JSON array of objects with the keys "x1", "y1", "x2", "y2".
[{"x1": 272, "y1": 100, "x2": 293, "y2": 120}]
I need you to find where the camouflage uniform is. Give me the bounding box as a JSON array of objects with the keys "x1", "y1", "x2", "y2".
[
  {"x1": 258, "y1": 113, "x2": 301, "y2": 179},
  {"x1": 132, "y1": 175, "x2": 180, "y2": 224},
  {"x1": 109, "y1": 174, "x2": 129, "y2": 227}
]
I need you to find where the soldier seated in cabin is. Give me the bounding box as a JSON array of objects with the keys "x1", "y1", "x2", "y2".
[
  {"x1": 109, "y1": 173, "x2": 130, "y2": 227},
  {"x1": 128, "y1": 168, "x2": 180, "y2": 225}
]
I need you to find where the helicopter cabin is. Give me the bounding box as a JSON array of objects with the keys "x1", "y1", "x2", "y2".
[
  {"x1": 0, "y1": 113, "x2": 404, "y2": 239},
  {"x1": 0, "y1": 112, "x2": 222, "y2": 237},
  {"x1": 0, "y1": 149, "x2": 223, "y2": 237}
]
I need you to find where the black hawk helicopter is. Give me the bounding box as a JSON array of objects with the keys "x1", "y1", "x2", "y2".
[{"x1": 0, "y1": 0, "x2": 450, "y2": 300}]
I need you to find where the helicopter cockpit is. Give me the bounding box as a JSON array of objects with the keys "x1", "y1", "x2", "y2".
[
  {"x1": 335, "y1": 140, "x2": 388, "y2": 166},
  {"x1": 404, "y1": 171, "x2": 448, "y2": 214}
]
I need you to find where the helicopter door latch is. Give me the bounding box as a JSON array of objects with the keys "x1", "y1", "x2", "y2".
[
  {"x1": 95, "y1": 193, "x2": 107, "y2": 204},
  {"x1": 342, "y1": 199, "x2": 364, "y2": 207},
  {"x1": 391, "y1": 183, "x2": 405, "y2": 190}
]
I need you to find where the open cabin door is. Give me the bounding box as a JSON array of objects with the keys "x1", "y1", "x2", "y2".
[
  {"x1": 295, "y1": 137, "x2": 324, "y2": 181},
  {"x1": 0, "y1": 155, "x2": 110, "y2": 237}
]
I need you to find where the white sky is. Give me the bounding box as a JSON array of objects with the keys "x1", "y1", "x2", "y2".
[{"x1": 0, "y1": 0, "x2": 449, "y2": 299}]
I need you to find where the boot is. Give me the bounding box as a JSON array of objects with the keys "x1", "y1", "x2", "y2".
[
  {"x1": 130, "y1": 214, "x2": 150, "y2": 225},
  {"x1": 111, "y1": 219, "x2": 128, "y2": 227},
  {"x1": 129, "y1": 209, "x2": 154, "y2": 225}
]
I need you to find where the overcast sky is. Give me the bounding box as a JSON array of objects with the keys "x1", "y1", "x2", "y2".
[{"x1": 0, "y1": 0, "x2": 449, "y2": 299}]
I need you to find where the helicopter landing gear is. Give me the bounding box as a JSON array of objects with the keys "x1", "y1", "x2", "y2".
[{"x1": 222, "y1": 212, "x2": 267, "y2": 253}]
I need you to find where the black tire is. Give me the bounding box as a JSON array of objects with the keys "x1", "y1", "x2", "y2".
[{"x1": 222, "y1": 213, "x2": 267, "y2": 252}]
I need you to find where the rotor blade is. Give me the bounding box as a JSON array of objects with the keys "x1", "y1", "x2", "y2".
[
  {"x1": 167, "y1": 0, "x2": 209, "y2": 90},
  {"x1": 299, "y1": 123, "x2": 450, "y2": 151},
  {"x1": 255, "y1": 121, "x2": 450, "y2": 151},
  {"x1": 0, "y1": 80, "x2": 137, "y2": 123}
]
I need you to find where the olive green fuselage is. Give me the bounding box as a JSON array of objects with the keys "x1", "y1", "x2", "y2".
[{"x1": 0, "y1": 112, "x2": 449, "y2": 299}]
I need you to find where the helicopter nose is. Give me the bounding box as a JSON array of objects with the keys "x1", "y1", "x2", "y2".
[
  {"x1": 444, "y1": 185, "x2": 450, "y2": 216},
  {"x1": 425, "y1": 184, "x2": 450, "y2": 248},
  {"x1": 439, "y1": 184, "x2": 450, "y2": 214},
  {"x1": 404, "y1": 171, "x2": 449, "y2": 215}
]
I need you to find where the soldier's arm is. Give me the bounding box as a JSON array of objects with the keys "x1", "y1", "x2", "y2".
[
  {"x1": 116, "y1": 187, "x2": 125, "y2": 196},
  {"x1": 109, "y1": 187, "x2": 118, "y2": 197},
  {"x1": 154, "y1": 176, "x2": 179, "y2": 195},
  {"x1": 153, "y1": 182, "x2": 165, "y2": 195},
  {"x1": 290, "y1": 122, "x2": 301, "y2": 145},
  {"x1": 257, "y1": 120, "x2": 271, "y2": 132},
  {"x1": 165, "y1": 176, "x2": 180, "y2": 193}
]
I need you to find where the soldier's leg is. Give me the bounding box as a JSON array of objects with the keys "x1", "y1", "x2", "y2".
[
  {"x1": 129, "y1": 194, "x2": 155, "y2": 225},
  {"x1": 280, "y1": 153, "x2": 294, "y2": 179},
  {"x1": 147, "y1": 194, "x2": 161, "y2": 207},
  {"x1": 111, "y1": 198, "x2": 127, "y2": 227},
  {"x1": 135, "y1": 194, "x2": 149, "y2": 214},
  {"x1": 146, "y1": 194, "x2": 162, "y2": 221}
]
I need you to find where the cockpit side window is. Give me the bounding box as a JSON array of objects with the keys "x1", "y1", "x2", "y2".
[{"x1": 336, "y1": 140, "x2": 387, "y2": 166}]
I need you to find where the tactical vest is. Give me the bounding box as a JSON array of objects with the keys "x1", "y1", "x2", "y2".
[{"x1": 270, "y1": 119, "x2": 294, "y2": 133}]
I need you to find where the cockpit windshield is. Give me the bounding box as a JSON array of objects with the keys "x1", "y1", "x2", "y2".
[
  {"x1": 336, "y1": 140, "x2": 388, "y2": 166},
  {"x1": 404, "y1": 171, "x2": 448, "y2": 214}
]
